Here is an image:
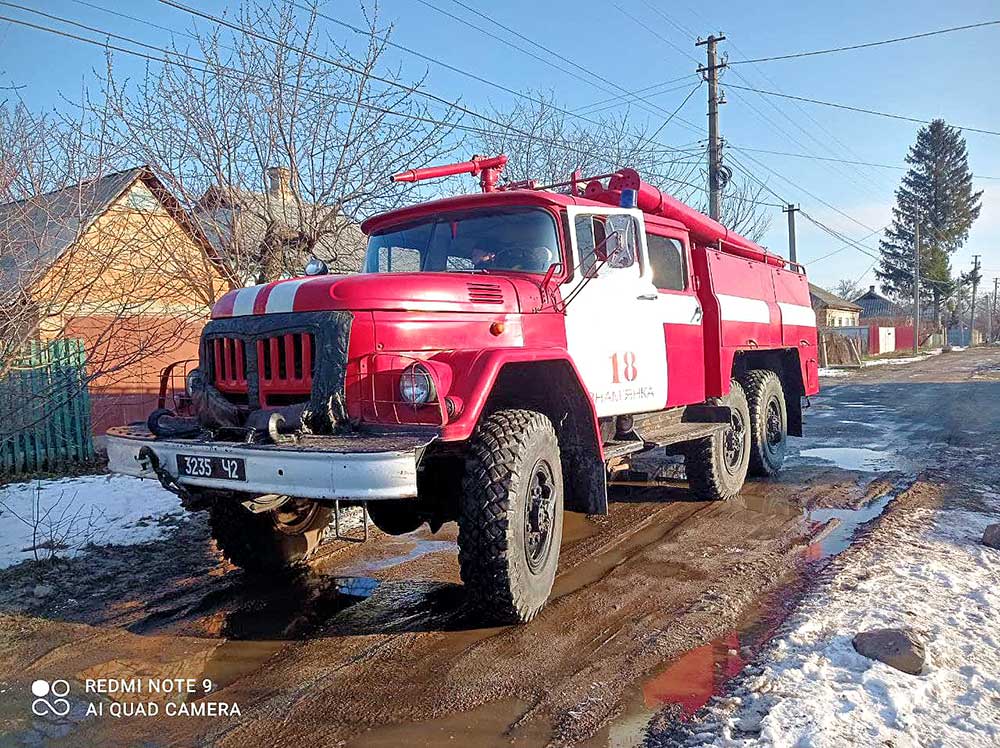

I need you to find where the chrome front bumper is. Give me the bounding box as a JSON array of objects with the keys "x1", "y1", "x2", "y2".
[{"x1": 106, "y1": 425, "x2": 436, "y2": 500}]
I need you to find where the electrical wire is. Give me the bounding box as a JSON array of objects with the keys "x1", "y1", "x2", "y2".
[
  {"x1": 725, "y1": 83, "x2": 1000, "y2": 137},
  {"x1": 289, "y1": 1, "x2": 700, "y2": 145},
  {"x1": 0, "y1": 10, "x2": 743, "y2": 203},
  {"x1": 729, "y1": 145, "x2": 1000, "y2": 180},
  {"x1": 730, "y1": 19, "x2": 1000, "y2": 65},
  {"x1": 416, "y1": 0, "x2": 703, "y2": 136}
]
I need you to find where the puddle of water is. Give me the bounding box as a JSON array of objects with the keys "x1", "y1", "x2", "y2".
[
  {"x1": 563, "y1": 510, "x2": 600, "y2": 544},
  {"x1": 595, "y1": 486, "x2": 904, "y2": 743},
  {"x1": 805, "y1": 493, "x2": 894, "y2": 558},
  {"x1": 340, "y1": 539, "x2": 456, "y2": 574},
  {"x1": 350, "y1": 697, "x2": 546, "y2": 747},
  {"x1": 798, "y1": 446, "x2": 895, "y2": 471}
]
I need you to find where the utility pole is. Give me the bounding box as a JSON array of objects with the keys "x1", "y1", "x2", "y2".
[
  {"x1": 783, "y1": 204, "x2": 799, "y2": 263},
  {"x1": 990, "y1": 278, "x2": 1000, "y2": 343},
  {"x1": 970, "y1": 255, "x2": 981, "y2": 346},
  {"x1": 697, "y1": 33, "x2": 726, "y2": 221},
  {"x1": 913, "y1": 220, "x2": 920, "y2": 354}
]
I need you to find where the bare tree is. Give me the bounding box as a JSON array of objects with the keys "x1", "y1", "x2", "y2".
[
  {"x1": 102, "y1": 0, "x2": 460, "y2": 286},
  {"x1": 1, "y1": 98, "x2": 223, "y2": 447},
  {"x1": 833, "y1": 278, "x2": 863, "y2": 302},
  {"x1": 704, "y1": 178, "x2": 773, "y2": 245},
  {"x1": 471, "y1": 91, "x2": 771, "y2": 242},
  {"x1": 471, "y1": 91, "x2": 702, "y2": 198}
]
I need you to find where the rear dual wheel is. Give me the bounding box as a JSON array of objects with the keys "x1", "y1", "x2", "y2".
[
  {"x1": 742, "y1": 369, "x2": 788, "y2": 477},
  {"x1": 685, "y1": 380, "x2": 752, "y2": 501}
]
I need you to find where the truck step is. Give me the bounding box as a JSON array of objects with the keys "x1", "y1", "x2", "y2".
[
  {"x1": 635, "y1": 420, "x2": 727, "y2": 447},
  {"x1": 602, "y1": 438, "x2": 647, "y2": 460}
]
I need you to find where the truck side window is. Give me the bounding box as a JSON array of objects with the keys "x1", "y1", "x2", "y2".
[{"x1": 646, "y1": 233, "x2": 686, "y2": 291}]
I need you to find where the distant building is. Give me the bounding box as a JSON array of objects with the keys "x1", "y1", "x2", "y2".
[
  {"x1": 809, "y1": 283, "x2": 862, "y2": 327},
  {"x1": 192, "y1": 166, "x2": 366, "y2": 283},
  {"x1": 1, "y1": 166, "x2": 227, "y2": 433},
  {"x1": 853, "y1": 285, "x2": 906, "y2": 322}
]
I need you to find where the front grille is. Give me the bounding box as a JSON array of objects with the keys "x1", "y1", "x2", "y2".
[
  {"x1": 209, "y1": 332, "x2": 314, "y2": 407},
  {"x1": 211, "y1": 338, "x2": 248, "y2": 392},
  {"x1": 256, "y1": 332, "x2": 314, "y2": 405}
]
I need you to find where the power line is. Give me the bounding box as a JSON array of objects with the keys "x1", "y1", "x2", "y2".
[
  {"x1": 415, "y1": 0, "x2": 702, "y2": 135},
  {"x1": 726, "y1": 82, "x2": 1000, "y2": 137},
  {"x1": 573, "y1": 78, "x2": 701, "y2": 116},
  {"x1": 808, "y1": 227, "x2": 886, "y2": 264},
  {"x1": 291, "y1": 1, "x2": 699, "y2": 143},
  {"x1": 637, "y1": 83, "x2": 703, "y2": 153},
  {"x1": 731, "y1": 145, "x2": 1000, "y2": 180},
  {"x1": 614, "y1": 2, "x2": 900, "y2": 206},
  {"x1": 0, "y1": 10, "x2": 744, "y2": 204},
  {"x1": 730, "y1": 19, "x2": 1000, "y2": 65}
]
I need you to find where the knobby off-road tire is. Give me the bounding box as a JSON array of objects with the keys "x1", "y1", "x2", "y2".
[
  {"x1": 458, "y1": 409, "x2": 564, "y2": 624},
  {"x1": 741, "y1": 369, "x2": 788, "y2": 477},
  {"x1": 685, "y1": 380, "x2": 752, "y2": 501},
  {"x1": 209, "y1": 498, "x2": 333, "y2": 574}
]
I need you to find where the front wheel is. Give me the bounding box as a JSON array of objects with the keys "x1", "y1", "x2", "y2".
[{"x1": 458, "y1": 409, "x2": 564, "y2": 623}]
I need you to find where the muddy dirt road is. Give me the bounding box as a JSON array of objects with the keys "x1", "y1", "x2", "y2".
[{"x1": 2, "y1": 348, "x2": 998, "y2": 748}]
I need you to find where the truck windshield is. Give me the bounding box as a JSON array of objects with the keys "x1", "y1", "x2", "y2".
[{"x1": 365, "y1": 206, "x2": 560, "y2": 274}]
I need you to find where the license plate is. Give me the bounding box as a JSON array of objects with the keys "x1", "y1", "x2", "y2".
[{"x1": 176, "y1": 454, "x2": 246, "y2": 481}]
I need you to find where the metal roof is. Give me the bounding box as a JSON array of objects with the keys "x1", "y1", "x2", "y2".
[
  {"x1": 809, "y1": 283, "x2": 863, "y2": 312},
  {"x1": 854, "y1": 286, "x2": 905, "y2": 319},
  {"x1": 0, "y1": 167, "x2": 147, "y2": 292}
]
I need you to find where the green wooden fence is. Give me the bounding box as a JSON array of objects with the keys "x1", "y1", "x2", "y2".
[{"x1": 0, "y1": 339, "x2": 95, "y2": 475}]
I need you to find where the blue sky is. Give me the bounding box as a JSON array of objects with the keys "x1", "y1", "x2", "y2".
[{"x1": 2, "y1": 0, "x2": 998, "y2": 295}]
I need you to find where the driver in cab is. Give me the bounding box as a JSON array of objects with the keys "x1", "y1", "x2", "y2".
[{"x1": 471, "y1": 245, "x2": 553, "y2": 272}]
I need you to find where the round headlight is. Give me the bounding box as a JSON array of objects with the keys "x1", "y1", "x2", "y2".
[{"x1": 399, "y1": 363, "x2": 434, "y2": 405}]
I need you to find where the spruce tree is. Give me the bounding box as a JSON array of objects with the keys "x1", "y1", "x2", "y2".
[{"x1": 877, "y1": 119, "x2": 982, "y2": 324}]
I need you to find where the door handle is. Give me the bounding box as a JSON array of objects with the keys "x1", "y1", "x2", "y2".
[
  {"x1": 692, "y1": 306, "x2": 703, "y2": 323},
  {"x1": 636, "y1": 293, "x2": 658, "y2": 301}
]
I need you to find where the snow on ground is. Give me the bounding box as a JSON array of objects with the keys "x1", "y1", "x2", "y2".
[
  {"x1": 702, "y1": 500, "x2": 1000, "y2": 748},
  {"x1": 0, "y1": 474, "x2": 184, "y2": 569},
  {"x1": 863, "y1": 349, "x2": 943, "y2": 368},
  {"x1": 818, "y1": 368, "x2": 851, "y2": 378}
]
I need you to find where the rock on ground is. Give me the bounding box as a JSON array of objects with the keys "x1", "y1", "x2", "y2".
[
  {"x1": 852, "y1": 627, "x2": 926, "y2": 675},
  {"x1": 983, "y1": 523, "x2": 1000, "y2": 549}
]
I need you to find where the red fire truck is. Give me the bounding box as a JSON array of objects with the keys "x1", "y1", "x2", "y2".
[{"x1": 107, "y1": 155, "x2": 818, "y2": 623}]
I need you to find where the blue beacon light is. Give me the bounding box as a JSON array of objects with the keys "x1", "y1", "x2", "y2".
[{"x1": 619, "y1": 188, "x2": 638, "y2": 209}]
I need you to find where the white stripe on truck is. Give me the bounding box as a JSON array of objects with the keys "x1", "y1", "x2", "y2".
[
  {"x1": 717, "y1": 293, "x2": 771, "y2": 324},
  {"x1": 231, "y1": 286, "x2": 260, "y2": 317},
  {"x1": 265, "y1": 279, "x2": 310, "y2": 314},
  {"x1": 777, "y1": 302, "x2": 816, "y2": 327}
]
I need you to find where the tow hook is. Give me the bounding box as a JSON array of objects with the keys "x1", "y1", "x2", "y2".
[{"x1": 137, "y1": 446, "x2": 209, "y2": 511}]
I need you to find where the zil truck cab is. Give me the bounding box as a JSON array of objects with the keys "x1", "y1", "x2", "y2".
[{"x1": 107, "y1": 155, "x2": 819, "y2": 623}]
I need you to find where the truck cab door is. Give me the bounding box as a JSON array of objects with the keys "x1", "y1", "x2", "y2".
[
  {"x1": 562, "y1": 206, "x2": 669, "y2": 417},
  {"x1": 645, "y1": 230, "x2": 705, "y2": 406}
]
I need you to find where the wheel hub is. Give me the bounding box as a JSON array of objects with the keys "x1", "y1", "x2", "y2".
[
  {"x1": 524, "y1": 459, "x2": 556, "y2": 573},
  {"x1": 765, "y1": 397, "x2": 783, "y2": 448},
  {"x1": 271, "y1": 498, "x2": 321, "y2": 535},
  {"x1": 724, "y1": 410, "x2": 746, "y2": 471}
]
